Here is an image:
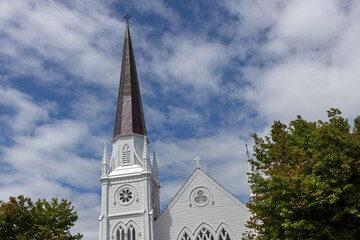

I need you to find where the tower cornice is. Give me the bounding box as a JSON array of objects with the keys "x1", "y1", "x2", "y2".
[{"x1": 111, "y1": 132, "x2": 150, "y2": 144}]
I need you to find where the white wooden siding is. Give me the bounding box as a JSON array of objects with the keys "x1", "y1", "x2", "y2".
[{"x1": 154, "y1": 169, "x2": 251, "y2": 240}]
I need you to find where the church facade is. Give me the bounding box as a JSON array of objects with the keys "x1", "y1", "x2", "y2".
[{"x1": 98, "y1": 21, "x2": 251, "y2": 240}]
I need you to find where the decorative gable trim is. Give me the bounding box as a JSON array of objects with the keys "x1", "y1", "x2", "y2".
[
  {"x1": 156, "y1": 168, "x2": 250, "y2": 224},
  {"x1": 199, "y1": 170, "x2": 250, "y2": 213}
]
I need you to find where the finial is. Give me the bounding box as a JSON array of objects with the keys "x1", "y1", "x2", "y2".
[
  {"x1": 152, "y1": 151, "x2": 159, "y2": 184},
  {"x1": 102, "y1": 142, "x2": 108, "y2": 164},
  {"x1": 153, "y1": 151, "x2": 157, "y2": 162},
  {"x1": 153, "y1": 151, "x2": 159, "y2": 169},
  {"x1": 194, "y1": 155, "x2": 202, "y2": 169},
  {"x1": 143, "y1": 136, "x2": 149, "y2": 159},
  {"x1": 102, "y1": 142, "x2": 109, "y2": 177},
  {"x1": 124, "y1": 13, "x2": 131, "y2": 24}
]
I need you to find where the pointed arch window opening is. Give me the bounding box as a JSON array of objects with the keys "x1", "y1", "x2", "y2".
[
  {"x1": 181, "y1": 232, "x2": 192, "y2": 240},
  {"x1": 116, "y1": 227, "x2": 125, "y2": 240},
  {"x1": 116, "y1": 225, "x2": 136, "y2": 240},
  {"x1": 218, "y1": 228, "x2": 231, "y2": 240},
  {"x1": 128, "y1": 225, "x2": 136, "y2": 240},
  {"x1": 122, "y1": 144, "x2": 131, "y2": 165},
  {"x1": 178, "y1": 225, "x2": 233, "y2": 240},
  {"x1": 196, "y1": 227, "x2": 214, "y2": 240}
]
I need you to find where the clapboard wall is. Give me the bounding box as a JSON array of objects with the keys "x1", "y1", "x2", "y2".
[{"x1": 154, "y1": 169, "x2": 251, "y2": 240}]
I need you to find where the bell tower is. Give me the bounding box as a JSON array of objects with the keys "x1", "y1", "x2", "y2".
[{"x1": 99, "y1": 15, "x2": 160, "y2": 240}]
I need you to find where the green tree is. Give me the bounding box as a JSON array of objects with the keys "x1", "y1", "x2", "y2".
[
  {"x1": 245, "y1": 109, "x2": 360, "y2": 239},
  {"x1": 0, "y1": 195, "x2": 83, "y2": 240}
]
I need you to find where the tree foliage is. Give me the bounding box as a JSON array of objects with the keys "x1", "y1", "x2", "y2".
[
  {"x1": 0, "y1": 195, "x2": 83, "y2": 240},
  {"x1": 245, "y1": 109, "x2": 360, "y2": 239}
]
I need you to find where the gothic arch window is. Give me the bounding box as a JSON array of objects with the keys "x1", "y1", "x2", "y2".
[
  {"x1": 178, "y1": 224, "x2": 233, "y2": 240},
  {"x1": 115, "y1": 225, "x2": 136, "y2": 240},
  {"x1": 122, "y1": 144, "x2": 130, "y2": 165},
  {"x1": 116, "y1": 226, "x2": 125, "y2": 240},
  {"x1": 177, "y1": 227, "x2": 192, "y2": 240},
  {"x1": 181, "y1": 231, "x2": 192, "y2": 240},
  {"x1": 218, "y1": 228, "x2": 231, "y2": 240},
  {"x1": 196, "y1": 227, "x2": 214, "y2": 240},
  {"x1": 127, "y1": 224, "x2": 136, "y2": 240}
]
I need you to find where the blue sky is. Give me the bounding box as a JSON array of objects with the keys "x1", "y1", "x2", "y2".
[{"x1": 1, "y1": 0, "x2": 360, "y2": 239}]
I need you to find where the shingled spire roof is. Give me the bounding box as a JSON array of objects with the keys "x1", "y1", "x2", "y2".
[{"x1": 113, "y1": 20, "x2": 147, "y2": 138}]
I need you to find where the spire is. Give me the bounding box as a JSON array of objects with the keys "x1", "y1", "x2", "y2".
[{"x1": 113, "y1": 18, "x2": 147, "y2": 138}]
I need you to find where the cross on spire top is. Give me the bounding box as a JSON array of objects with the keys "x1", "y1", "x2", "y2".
[
  {"x1": 124, "y1": 13, "x2": 131, "y2": 24},
  {"x1": 194, "y1": 156, "x2": 202, "y2": 169}
]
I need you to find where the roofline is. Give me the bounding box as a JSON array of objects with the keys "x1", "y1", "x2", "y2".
[{"x1": 155, "y1": 168, "x2": 250, "y2": 223}]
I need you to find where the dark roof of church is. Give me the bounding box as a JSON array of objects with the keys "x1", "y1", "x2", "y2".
[{"x1": 113, "y1": 22, "x2": 147, "y2": 138}]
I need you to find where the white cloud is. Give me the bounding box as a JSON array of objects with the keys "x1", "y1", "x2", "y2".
[
  {"x1": 0, "y1": 86, "x2": 53, "y2": 133},
  {"x1": 1, "y1": 119, "x2": 99, "y2": 188},
  {"x1": 226, "y1": 0, "x2": 360, "y2": 123},
  {"x1": 131, "y1": 0, "x2": 181, "y2": 25},
  {"x1": 245, "y1": 61, "x2": 339, "y2": 122},
  {"x1": 153, "y1": 131, "x2": 251, "y2": 206},
  {"x1": 268, "y1": 0, "x2": 344, "y2": 55},
  {"x1": 71, "y1": 91, "x2": 113, "y2": 130},
  {"x1": 167, "y1": 106, "x2": 201, "y2": 124},
  {"x1": 146, "y1": 34, "x2": 229, "y2": 91},
  {"x1": 70, "y1": 192, "x2": 101, "y2": 239},
  {"x1": 224, "y1": 0, "x2": 284, "y2": 37},
  {"x1": 0, "y1": 0, "x2": 121, "y2": 87},
  {"x1": 0, "y1": 86, "x2": 101, "y2": 239},
  {"x1": 158, "y1": 179, "x2": 184, "y2": 209},
  {"x1": 145, "y1": 105, "x2": 167, "y2": 128}
]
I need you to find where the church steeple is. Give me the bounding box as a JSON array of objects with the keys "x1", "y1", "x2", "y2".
[
  {"x1": 113, "y1": 18, "x2": 147, "y2": 138},
  {"x1": 100, "y1": 17, "x2": 159, "y2": 240}
]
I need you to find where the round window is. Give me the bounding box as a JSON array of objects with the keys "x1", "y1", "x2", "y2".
[
  {"x1": 194, "y1": 190, "x2": 208, "y2": 204},
  {"x1": 117, "y1": 186, "x2": 135, "y2": 205},
  {"x1": 119, "y1": 189, "x2": 133, "y2": 203},
  {"x1": 190, "y1": 187, "x2": 211, "y2": 207}
]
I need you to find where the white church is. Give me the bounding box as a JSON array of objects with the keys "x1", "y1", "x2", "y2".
[{"x1": 98, "y1": 18, "x2": 252, "y2": 240}]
